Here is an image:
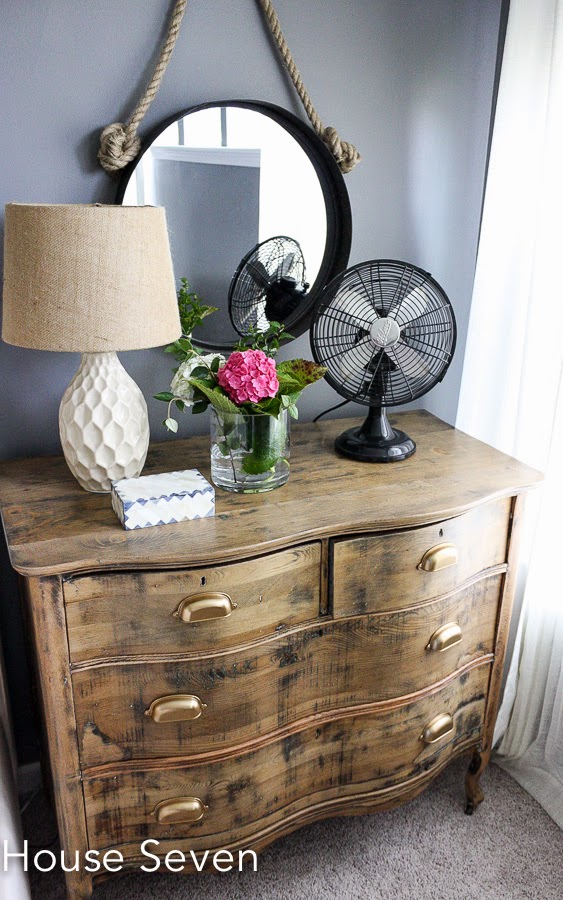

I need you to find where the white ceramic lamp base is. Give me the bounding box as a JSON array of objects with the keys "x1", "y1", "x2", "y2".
[{"x1": 59, "y1": 352, "x2": 150, "y2": 493}]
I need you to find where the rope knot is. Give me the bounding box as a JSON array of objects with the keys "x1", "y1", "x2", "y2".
[
  {"x1": 322, "y1": 126, "x2": 361, "y2": 174},
  {"x1": 97, "y1": 123, "x2": 142, "y2": 176}
]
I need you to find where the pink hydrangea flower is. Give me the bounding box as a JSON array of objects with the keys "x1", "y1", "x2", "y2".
[{"x1": 217, "y1": 349, "x2": 279, "y2": 405}]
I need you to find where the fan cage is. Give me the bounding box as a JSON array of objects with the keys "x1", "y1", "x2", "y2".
[
  {"x1": 229, "y1": 235, "x2": 307, "y2": 335},
  {"x1": 311, "y1": 259, "x2": 457, "y2": 407}
]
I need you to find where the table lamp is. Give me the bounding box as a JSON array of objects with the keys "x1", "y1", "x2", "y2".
[{"x1": 2, "y1": 203, "x2": 181, "y2": 492}]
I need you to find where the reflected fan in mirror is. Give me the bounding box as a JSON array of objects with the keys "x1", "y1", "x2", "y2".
[
  {"x1": 228, "y1": 235, "x2": 310, "y2": 336},
  {"x1": 116, "y1": 101, "x2": 351, "y2": 351}
]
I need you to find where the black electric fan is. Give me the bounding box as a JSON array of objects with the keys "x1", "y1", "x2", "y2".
[
  {"x1": 229, "y1": 235, "x2": 309, "y2": 335},
  {"x1": 310, "y1": 260, "x2": 456, "y2": 462}
]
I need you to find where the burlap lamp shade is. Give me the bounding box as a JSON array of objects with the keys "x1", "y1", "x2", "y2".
[
  {"x1": 2, "y1": 203, "x2": 182, "y2": 492},
  {"x1": 2, "y1": 203, "x2": 181, "y2": 351}
]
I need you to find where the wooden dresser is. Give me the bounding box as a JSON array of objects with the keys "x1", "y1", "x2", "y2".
[{"x1": 0, "y1": 411, "x2": 541, "y2": 898}]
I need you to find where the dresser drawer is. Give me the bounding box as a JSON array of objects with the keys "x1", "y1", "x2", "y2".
[
  {"x1": 84, "y1": 662, "x2": 490, "y2": 853},
  {"x1": 64, "y1": 543, "x2": 321, "y2": 663},
  {"x1": 332, "y1": 497, "x2": 511, "y2": 617},
  {"x1": 74, "y1": 573, "x2": 500, "y2": 767}
]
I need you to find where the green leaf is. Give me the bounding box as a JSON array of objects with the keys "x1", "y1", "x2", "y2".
[
  {"x1": 276, "y1": 359, "x2": 327, "y2": 390},
  {"x1": 253, "y1": 397, "x2": 282, "y2": 418},
  {"x1": 210, "y1": 356, "x2": 221, "y2": 373},
  {"x1": 288, "y1": 404, "x2": 299, "y2": 419},
  {"x1": 276, "y1": 374, "x2": 301, "y2": 394},
  {"x1": 177, "y1": 277, "x2": 218, "y2": 337},
  {"x1": 192, "y1": 400, "x2": 208, "y2": 414},
  {"x1": 241, "y1": 414, "x2": 287, "y2": 474},
  {"x1": 175, "y1": 399, "x2": 185, "y2": 412},
  {"x1": 188, "y1": 377, "x2": 241, "y2": 414},
  {"x1": 164, "y1": 417, "x2": 178, "y2": 433},
  {"x1": 232, "y1": 321, "x2": 293, "y2": 356},
  {"x1": 154, "y1": 391, "x2": 174, "y2": 402},
  {"x1": 164, "y1": 337, "x2": 195, "y2": 363},
  {"x1": 241, "y1": 451, "x2": 280, "y2": 474},
  {"x1": 190, "y1": 365, "x2": 209, "y2": 379}
]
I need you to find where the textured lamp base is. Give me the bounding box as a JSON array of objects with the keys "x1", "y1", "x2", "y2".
[{"x1": 59, "y1": 352, "x2": 149, "y2": 493}]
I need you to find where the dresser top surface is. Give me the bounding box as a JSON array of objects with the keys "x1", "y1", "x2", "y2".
[{"x1": 0, "y1": 411, "x2": 542, "y2": 577}]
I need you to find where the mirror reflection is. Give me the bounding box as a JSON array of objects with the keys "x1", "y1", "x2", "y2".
[{"x1": 122, "y1": 105, "x2": 327, "y2": 348}]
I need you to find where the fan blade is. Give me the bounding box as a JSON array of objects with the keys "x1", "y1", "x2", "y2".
[
  {"x1": 238, "y1": 298, "x2": 268, "y2": 328},
  {"x1": 255, "y1": 306, "x2": 270, "y2": 333},
  {"x1": 246, "y1": 260, "x2": 272, "y2": 292},
  {"x1": 280, "y1": 251, "x2": 298, "y2": 278},
  {"x1": 392, "y1": 284, "x2": 434, "y2": 327},
  {"x1": 390, "y1": 340, "x2": 433, "y2": 380},
  {"x1": 330, "y1": 289, "x2": 380, "y2": 328},
  {"x1": 334, "y1": 334, "x2": 376, "y2": 382}
]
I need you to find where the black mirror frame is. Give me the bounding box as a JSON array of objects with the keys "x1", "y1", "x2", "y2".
[{"x1": 115, "y1": 100, "x2": 352, "y2": 353}]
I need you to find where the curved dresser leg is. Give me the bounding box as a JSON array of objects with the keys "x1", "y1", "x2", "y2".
[
  {"x1": 465, "y1": 748, "x2": 491, "y2": 815},
  {"x1": 63, "y1": 870, "x2": 93, "y2": 899}
]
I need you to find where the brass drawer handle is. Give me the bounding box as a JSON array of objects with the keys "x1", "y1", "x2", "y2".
[
  {"x1": 153, "y1": 797, "x2": 208, "y2": 825},
  {"x1": 421, "y1": 713, "x2": 454, "y2": 744},
  {"x1": 417, "y1": 542, "x2": 458, "y2": 572},
  {"x1": 145, "y1": 694, "x2": 207, "y2": 723},
  {"x1": 173, "y1": 591, "x2": 237, "y2": 623},
  {"x1": 426, "y1": 622, "x2": 462, "y2": 653}
]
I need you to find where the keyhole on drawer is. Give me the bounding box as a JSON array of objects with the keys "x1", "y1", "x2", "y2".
[
  {"x1": 439, "y1": 528, "x2": 444, "y2": 538},
  {"x1": 201, "y1": 576, "x2": 206, "y2": 587}
]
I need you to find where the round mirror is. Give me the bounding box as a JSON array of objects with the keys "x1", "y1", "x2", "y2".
[{"x1": 116, "y1": 101, "x2": 351, "y2": 351}]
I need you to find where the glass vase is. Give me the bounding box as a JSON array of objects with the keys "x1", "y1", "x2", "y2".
[{"x1": 210, "y1": 408, "x2": 290, "y2": 493}]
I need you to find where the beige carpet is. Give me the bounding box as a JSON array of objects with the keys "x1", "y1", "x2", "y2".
[{"x1": 23, "y1": 758, "x2": 563, "y2": 899}]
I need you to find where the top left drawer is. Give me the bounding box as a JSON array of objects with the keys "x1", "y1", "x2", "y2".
[{"x1": 64, "y1": 543, "x2": 321, "y2": 664}]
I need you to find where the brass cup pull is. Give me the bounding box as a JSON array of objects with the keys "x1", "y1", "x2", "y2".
[
  {"x1": 153, "y1": 797, "x2": 208, "y2": 825},
  {"x1": 426, "y1": 622, "x2": 462, "y2": 653},
  {"x1": 145, "y1": 694, "x2": 207, "y2": 723},
  {"x1": 417, "y1": 542, "x2": 458, "y2": 572},
  {"x1": 421, "y1": 713, "x2": 454, "y2": 744},
  {"x1": 173, "y1": 591, "x2": 237, "y2": 623}
]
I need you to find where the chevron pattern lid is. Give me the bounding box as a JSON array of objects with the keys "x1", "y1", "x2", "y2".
[{"x1": 111, "y1": 469, "x2": 215, "y2": 530}]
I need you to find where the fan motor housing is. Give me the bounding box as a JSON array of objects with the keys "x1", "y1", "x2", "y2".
[{"x1": 369, "y1": 317, "x2": 401, "y2": 349}]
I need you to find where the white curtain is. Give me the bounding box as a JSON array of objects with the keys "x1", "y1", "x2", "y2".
[{"x1": 456, "y1": 0, "x2": 563, "y2": 827}]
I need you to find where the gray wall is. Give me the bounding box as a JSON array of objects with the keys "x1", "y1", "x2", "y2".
[
  {"x1": 154, "y1": 158, "x2": 260, "y2": 344},
  {"x1": 0, "y1": 0, "x2": 502, "y2": 761}
]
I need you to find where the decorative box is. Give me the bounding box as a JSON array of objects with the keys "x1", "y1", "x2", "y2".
[{"x1": 111, "y1": 469, "x2": 215, "y2": 530}]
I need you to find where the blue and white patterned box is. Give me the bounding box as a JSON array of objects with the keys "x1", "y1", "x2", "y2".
[{"x1": 111, "y1": 469, "x2": 215, "y2": 530}]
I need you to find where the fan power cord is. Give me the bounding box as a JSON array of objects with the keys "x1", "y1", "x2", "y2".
[{"x1": 313, "y1": 399, "x2": 351, "y2": 423}]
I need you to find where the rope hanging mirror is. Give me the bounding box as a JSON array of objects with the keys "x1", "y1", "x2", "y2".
[{"x1": 97, "y1": 0, "x2": 360, "y2": 176}]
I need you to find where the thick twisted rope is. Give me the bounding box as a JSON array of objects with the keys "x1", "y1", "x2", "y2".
[
  {"x1": 98, "y1": 0, "x2": 188, "y2": 175},
  {"x1": 98, "y1": 0, "x2": 360, "y2": 176},
  {"x1": 256, "y1": 0, "x2": 360, "y2": 173}
]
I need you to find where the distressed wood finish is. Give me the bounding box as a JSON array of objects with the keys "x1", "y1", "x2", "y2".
[
  {"x1": 21, "y1": 577, "x2": 92, "y2": 899},
  {"x1": 73, "y1": 573, "x2": 502, "y2": 767},
  {"x1": 64, "y1": 543, "x2": 321, "y2": 663},
  {"x1": 465, "y1": 493, "x2": 527, "y2": 813},
  {"x1": 83, "y1": 662, "x2": 491, "y2": 853},
  {"x1": 0, "y1": 412, "x2": 542, "y2": 898},
  {"x1": 331, "y1": 497, "x2": 511, "y2": 617},
  {"x1": 0, "y1": 412, "x2": 541, "y2": 577}
]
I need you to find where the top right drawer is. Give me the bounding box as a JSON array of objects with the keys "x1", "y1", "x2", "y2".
[{"x1": 331, "y1": 497, "x2": 512, "y2": 617}]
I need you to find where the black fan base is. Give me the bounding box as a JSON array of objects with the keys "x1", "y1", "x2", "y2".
[
  {"x1": 334, "y1": 406, "x2": 416, "y2": 462},
  {"x1": 335, "y1": 426, "x2": 416, "y2": 462}
]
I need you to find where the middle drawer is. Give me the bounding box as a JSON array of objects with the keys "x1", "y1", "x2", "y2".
[{"x1": 73, "y1": 572, "x2": 501, "y2": 768}]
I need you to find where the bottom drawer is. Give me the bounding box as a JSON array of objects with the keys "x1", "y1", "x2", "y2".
[{"x1": 84, "y1": 662, "x2": 490, "y2": 855}]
